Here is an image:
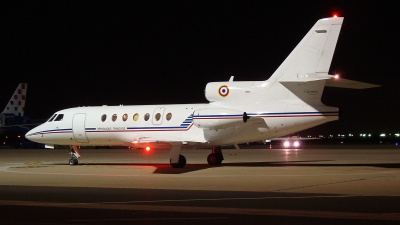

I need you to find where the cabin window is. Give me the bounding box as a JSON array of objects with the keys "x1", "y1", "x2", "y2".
[
  {"x1": 144, "y1": 113, "x2": 150, "y2": 121},
  {"x1": 155, "y1": 113, "x2": 161, "y2": 121},
  {"x1": 112, "y1": 114, "x2": 117, "y2": 122},
  {"x1": 54, "y1": 114, "x2": 64, "y2": 121},
  {"x1": 166, "y1": 113, "x2": 172, "y2": 121},
  {"x1": 48, "y1": 114, "x2": 57, "y2": 122},
  {"x1": 101, "y1": 114, "x2": 107, "y2": 122},
  {"x1": 122, "y1": 113, "x2": 128, "y2": 121},
  {"x1": 133, "y1": 113, "x2": 139, "y2": 121}
]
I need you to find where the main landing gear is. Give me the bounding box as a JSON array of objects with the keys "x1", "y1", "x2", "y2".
[
  {"x1": 207, "y1": 146, "x2": 224, "y2": 166},
  {"x1": 170, "y1": 155, "x2": 186, "y2": 168},
  {"x1": 168, "y1": 145, "x2": 224, "y2": 168},
  {"x1": 169, "y1": 144, "x2": 186, "y2": 168},
  {"x1": 69, "y1": 145, "x2": 81, "y2": 165}
]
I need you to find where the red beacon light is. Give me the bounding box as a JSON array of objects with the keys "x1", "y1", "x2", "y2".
[
  {"x1": 333, "y1": 14, "x2": 338, "y2": 18},
  {"x1": 334, "y1": 74, "x2": 339, "y2": 79},
  {"x1": 145, "y1": 146, "x2": 151, "y2": 151}
]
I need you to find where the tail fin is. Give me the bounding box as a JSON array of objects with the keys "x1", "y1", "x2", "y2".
[
  {"x1": 270, "y1": 17, "x2": 343, "y2": 81},
  {"x1": 2, "y1": 83, "x2": 27, "y2": 116}
]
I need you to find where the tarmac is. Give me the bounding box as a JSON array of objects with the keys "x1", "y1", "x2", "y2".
[{"x1": 1, "y1": 146, "x2": 400, "y2": 224}]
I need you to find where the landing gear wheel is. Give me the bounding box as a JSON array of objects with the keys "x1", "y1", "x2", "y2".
[
  {"x1": 69, "y1": 158, "x2": 78, "y2": 165},
  {"x1": 170, "y1": 154, "x2": 186, "y2": 168},
  {"x1": 207, "y1": 153, "x2": 223, "y2": 166}
]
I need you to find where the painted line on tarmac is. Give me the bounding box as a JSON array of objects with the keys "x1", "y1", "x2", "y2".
[
  {"x1": 0, "y1": 165, "x2": 398, "y2": 178},
  {"x1": 92, "y1": 194, "x2": 364, "y2": 204},
  {"x1": 70, "y1": 217, "x2": 229, "y2": 222},
  {"x1": 1, "y1": 200, "x2": 400, "y2": 221}
]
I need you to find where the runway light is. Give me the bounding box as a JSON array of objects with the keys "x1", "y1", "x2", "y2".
[
  {"x1": 132, "y1": 140, "x2": 139, "y2": 144},
  {"x1": 145, "y1": 146, "x2": 151, "y2": 151},
  {"x1": 293, "y1": 141, "x2": 300, "y2": 148}
]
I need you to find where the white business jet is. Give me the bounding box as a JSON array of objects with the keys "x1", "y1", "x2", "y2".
[{"x1": 26, "y1": 17, "x2": 379, "y2": 168}]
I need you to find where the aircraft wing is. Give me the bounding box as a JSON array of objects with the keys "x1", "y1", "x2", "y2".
[{"x1": 125, "y1": 135, "x2": 208, "y2": 148}]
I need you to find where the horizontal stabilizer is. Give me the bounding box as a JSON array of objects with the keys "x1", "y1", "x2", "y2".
[
  {"x1": 279, "y1": 74, "x2": 380, "y2": 89},
  {"x1": 325, "y1": 78, "x2": 380, "y2": 89}
]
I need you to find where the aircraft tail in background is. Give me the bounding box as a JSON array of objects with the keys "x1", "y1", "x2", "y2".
[{"x1": 2, "y1": 83, "x2": 27, "y2": 116}]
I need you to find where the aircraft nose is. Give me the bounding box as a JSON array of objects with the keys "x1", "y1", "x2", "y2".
[{"x1": 25, "y1": 127, "x2": 40, "y2": 142}]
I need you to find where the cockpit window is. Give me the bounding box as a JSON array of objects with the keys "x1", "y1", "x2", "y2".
[
  {"x1": 48, "y1": 114, "x2": 57, "y2": 122},
  {"x1": 54, "y1": 114, "x2": 64, "y2": 121}
]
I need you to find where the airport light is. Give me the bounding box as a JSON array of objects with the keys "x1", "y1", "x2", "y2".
[
  {"x1": 380, "y1": 133, "x2": 386, "y2": 137},
  {"x1": 395, "y1": 133, "x2": 399, "y2": 137},
  {"x1": 284, "y1": 141, "x2": 290, "y2": 148},
  {"x1": 145, "y1": 146, "x2": 151, "y2": 151},
  {"x1": 368, "y1": 134, "x2": 372, "y2": 137}
]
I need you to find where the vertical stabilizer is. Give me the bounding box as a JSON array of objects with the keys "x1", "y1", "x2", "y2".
[
  {"x1": 270, "y1": 17, "x2": 343, "y2": 81},
  {"x1": 2, "y1": 83, "x2": 27, "y2": 116}
]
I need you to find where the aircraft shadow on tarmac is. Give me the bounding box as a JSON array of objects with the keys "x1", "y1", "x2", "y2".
[{"x1": 52, "y1": 160, "x2": 400, "y2": 174}]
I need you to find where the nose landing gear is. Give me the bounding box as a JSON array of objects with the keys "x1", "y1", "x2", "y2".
[
  {"x1": 69, "y1": 157, "x2": 78, "y2": 165},
  {"x1": 69, "y1": 145, "x2": 81, "y2": 165}
]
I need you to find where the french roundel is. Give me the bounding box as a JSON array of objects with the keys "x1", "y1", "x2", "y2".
[{"x1": 218, "y1": 85, "x2": 229, "y2": 97}]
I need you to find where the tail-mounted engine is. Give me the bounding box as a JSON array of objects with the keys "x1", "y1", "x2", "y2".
[
  {"x1": 205, "y1": 81, "x2": 266, "y2": 104},
  {"x1": 193, "y1": 108, "x2": 250, "y2": 129}
]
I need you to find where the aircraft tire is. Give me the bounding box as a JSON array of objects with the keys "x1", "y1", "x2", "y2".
[
  {"x1": 69, "y1": 158, "x2": 78, "y2": 165},
  {"x1": 207, "y1": 154, "x2": 218, "y2": 165},
  {"x1": 170, "y1": 154, "x2": 186, "y2": 168}
]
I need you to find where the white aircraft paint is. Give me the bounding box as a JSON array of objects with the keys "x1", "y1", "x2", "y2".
[{"x1": 26, "y1": 17, "x2": 379, "y2": 168}]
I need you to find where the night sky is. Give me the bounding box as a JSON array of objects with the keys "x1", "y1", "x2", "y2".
[{"x1": 1, "y1": 1, "x2": 399, "y2": 136}]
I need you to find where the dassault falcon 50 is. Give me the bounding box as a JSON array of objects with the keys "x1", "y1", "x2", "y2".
[{"x1": 26, "y1": 17, "x2": 379, "y2": 168}]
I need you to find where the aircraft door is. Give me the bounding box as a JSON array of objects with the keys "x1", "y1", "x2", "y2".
[
  {"x1": 152, "y1": 107, "x2": 166, "y2": 125},
  {"x1": 72, "y1": 113, "x2": 89, "y2": 143}
]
